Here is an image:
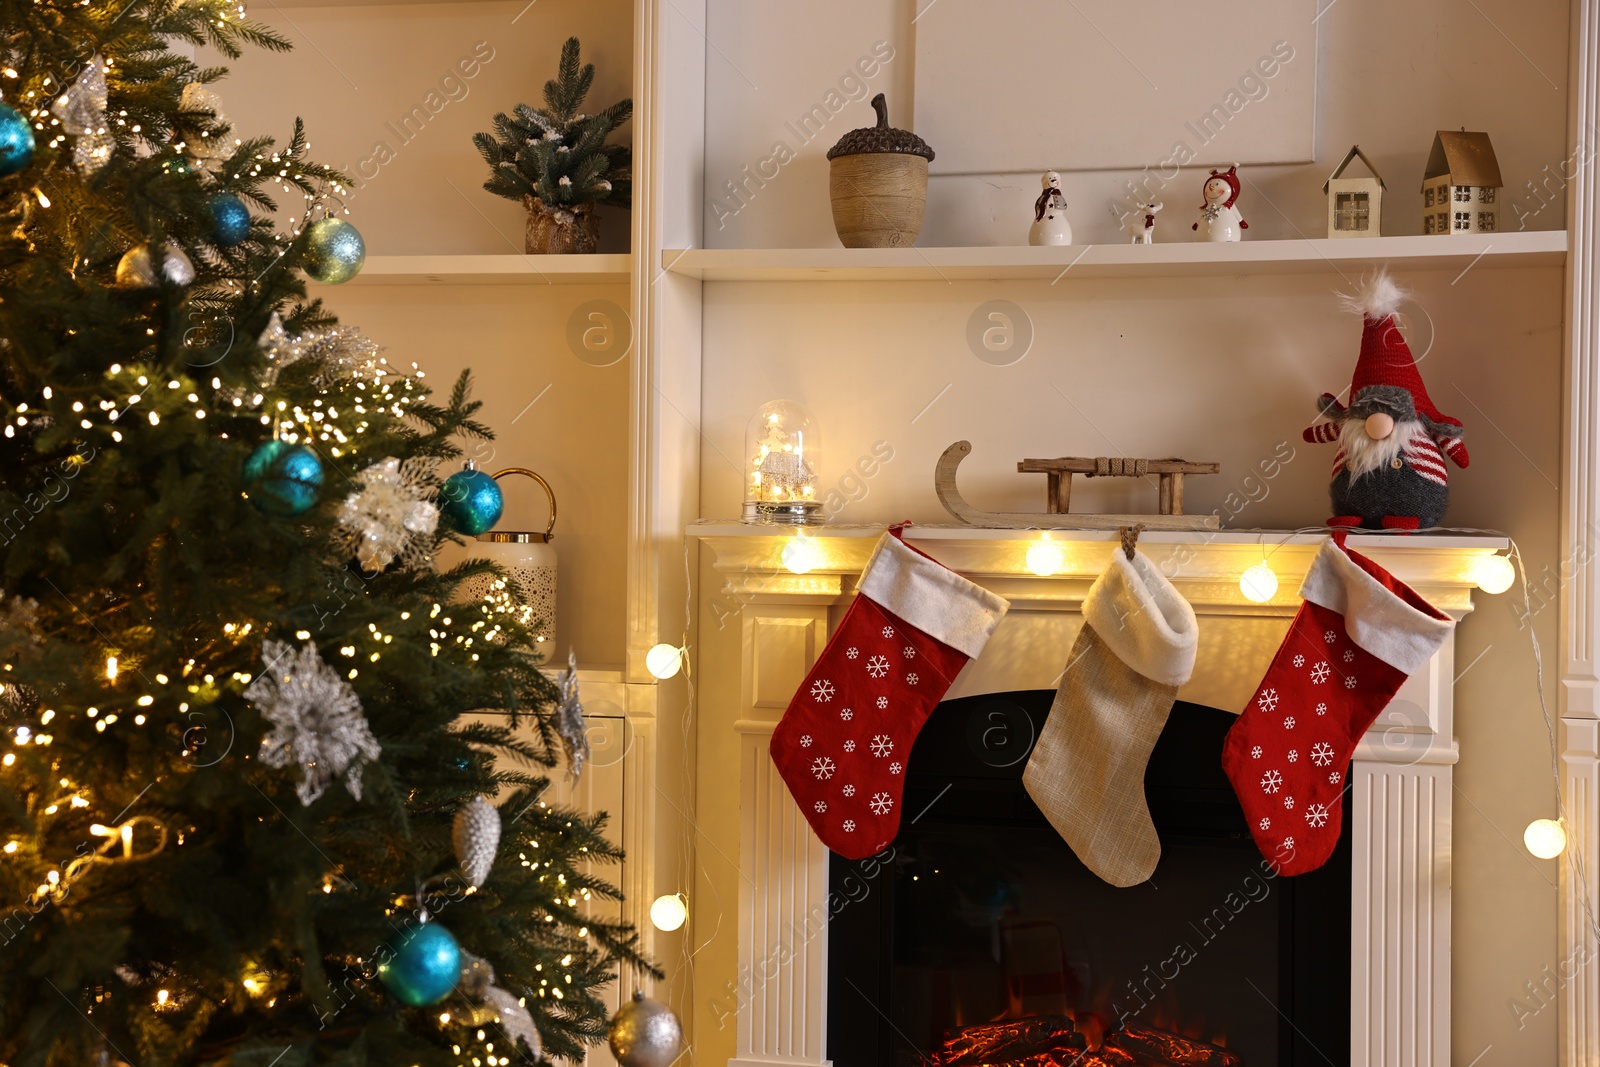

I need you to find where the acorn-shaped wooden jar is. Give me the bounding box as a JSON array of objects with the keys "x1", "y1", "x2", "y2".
[{"x1": 826, "y1": 94, "x2": 934, "y2": 248}]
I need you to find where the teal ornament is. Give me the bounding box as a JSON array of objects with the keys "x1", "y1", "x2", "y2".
[
  {"x1": 440, "y1": 464, "x2": 503, "y2": 536},
  {"x1": 302, "y1": 217, "x2": 365, "y2": 284},
  {"x1": 160, "y1": 155, "x2": 192, "y2": 178},
  {"x1": 378, "y1": 922, "x2": 461, "y2": 1007},
  {"x1": 0, "y1": 104, "x2": 35, "y2": 177},
  {"x1": 244, "y1": 439, "x2": 324, "y2": 516},
  {"x1": 210, "y1": 194, "x2": 251, "y2": 247}
]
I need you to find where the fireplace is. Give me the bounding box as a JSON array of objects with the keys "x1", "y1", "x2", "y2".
[
  {"x1": 827, "y1": 692, "x2": 1350, "y2": 1066},
  {"x1": 695, "y1": 526, "x2": 1492, "y2": 1067}
]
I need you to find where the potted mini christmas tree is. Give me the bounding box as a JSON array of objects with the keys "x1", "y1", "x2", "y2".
[
  {"x1": 0, "y1": 2, "x2": 657, "y2": 1063},
  {"x1": 474, "y1": 38, "x2": 633, "y2": 255}
]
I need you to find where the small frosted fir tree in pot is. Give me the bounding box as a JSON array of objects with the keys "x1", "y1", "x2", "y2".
[{"x1": 474, "y1": 37, "x2": 632, "y2": 254}]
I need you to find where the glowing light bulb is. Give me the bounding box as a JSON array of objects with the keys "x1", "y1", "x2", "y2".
[
  {"x1": 781, "y1": 535, "x2": 824, "y2": 575},
  {"x1": 1240, "y1": 563, "x2": 1278, "y2": 604},
  {"x1": 105, "y1": 656, "x2": 118, "y2": 681},
  {"x1": 645, "y1": 644, "x2": 683, "y2": 680},
  {"x1": 650, "y1": 892, "x2": 689, "y2": 932},
  {"x1": 1025, "y1": 535, "x2": 1066, "y2": 576},
  {"x1": 1525, "y1": 818, "x2": 1567, "y2": 859},
  {"x1": 1475, "y1": 554, "x2": 1516, "y2": 595}
]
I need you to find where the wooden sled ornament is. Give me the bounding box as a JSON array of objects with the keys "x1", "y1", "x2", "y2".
[{"x1": 935, "y1": 441, "x2": 1222, "y2": 531}]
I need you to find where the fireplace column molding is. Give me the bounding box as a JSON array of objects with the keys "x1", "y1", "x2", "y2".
[
  {"x1": 697, "y1": 527, "x2": 1494, "y2": 1067},
  {"x1": 1564, "y1": 0, "x2": 1600, "y2": 1060}
]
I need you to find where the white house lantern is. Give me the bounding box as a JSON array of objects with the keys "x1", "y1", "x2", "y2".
[
  {"x1": 1421, "y1": 128, "x2": 1502, "y2": 235},
  {"x1": 464, "y1": 467, "x2": 558, "y2": 650},
  {"x1": 1323, "y1": 144, "x2": 1385, "y2": 238},
  {"x1": 743, "y1": 399, "x2": 822, "y2": 524}
]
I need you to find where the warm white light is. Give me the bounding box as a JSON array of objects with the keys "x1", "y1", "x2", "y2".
[
  {"x1": 1025, "y1": 535, "x2": 1066, "y2": 577},
  {"x1": 650, "y1": 892, "x2": 688, "y2": 932},
  {"x1": 1240, "y1": 563, "x2": 1279, "y2": 603},
  {"x1": 645, "y1": 644, "x2": 683, "y2": 680},
  {"x1": 1475, "y1": 554, "x2": 1516, "y2": 595},
  {"x1": 105, "y1": 656, "x2": 118, "y2": 681},
  {"x1": 1525, "y1": 818, "x2": 1568, "y2": 859},
  {"x1": 781, "y1": 535, "x2": 824, "y2": 575}
]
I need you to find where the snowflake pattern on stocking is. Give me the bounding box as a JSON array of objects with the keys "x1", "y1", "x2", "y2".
[
  {"x1": 889, "y1": 762, "x2": 902, "y2": 775},
  {"x1": 811, "y1": 757, "x2": 835, "y2": 780},
  {"x1": 1310, "y1": 662, "x2": 1330, "y2": 684},
  {"x1": 1324, "y1": 630, "x2": 1337, "y2": 643},
  {"x1": 842, "y1": 784, "x2": 855, "y2": 797},
  {"x1": 842, "y1": 820, "x2": 855, "y2": 832},
  {"x1": 840, "y1": 708, "x2": 853, "y2": 721},
  {"x1": 1283, "y1": 716, "x2": 1295, "y2": 730},
  {"x1": 1329, "y1": 771, "x2": 1341, "y2": 784},
  {"x1": 1283, "y1": 836, "x2": 1295, "y2": 849},
  {"x1": 906, "y1": 673, "x2": 919, "y2": 685},
  {"x1": 1259, "y1": 817, "x2": 1271, "y2": 830},
  {"x1": 1344, "y1": 676, "x2": 1358, "y2": 689},
  {"x1": 1293, "y1": 654, "x2": 1305, "y2": 667},
  {"x1": 1287, "y1": 749, "x2": 1299, "y2": 763},
  {"x1": 870, "y1": 735, "x2": 893, "y2": 757},
  {"x1": 1283, "y1": 795, "x2": 1295, "y2": 809},
  {"x1": 800, "y1": 735, "x2": 813, "y2": 747},
  {"x1": 903, "y1": 646, "x2": 915, "y2": 658},
  {"x1": 846, "y1": 648, "x2": 859, "y2": 660},
  {"x1": 1251, "y1": 745, "x2": 1262, "y2": 758},
  {"x1": 869, "y1": 792, "x2": 894, "y2": 815},
  {"x1": 1305, "y1": 803, "x2": 1329, "y2": 828},
  {"x1": 1311, "y1": 742, "x2": 1334, "y2": 767},
  {"x1": 811, "y1": 679, "x2": 835, "y2": 702},
  {"x1": 881, "y1": 626, "x2": 895, "y2": 638},
  {"x1": 1315, "y1": 702, "x2": 1328, "y2": 716},
  {"x1": 876, "y1": 696, "x2": 888, "y2": 709},
  {"x1": 814, "y1": 800, "x2": 827, "y2": 813},
  {"x1": 1257, "y1": 688, "x2": 1279, "y2": 713},
  {"x1": 866, "y1": 655, "x2": 891, "y2": 678},
  {"x1": 1343, "y1": 649, "x2": 1355, "y2": 663},
  {"x1": 843, "y1": 740, "x2": 855, "y2": 753},
  {"x1": 1261, "y1": 769, "x2": 1282, "y2": 793}
]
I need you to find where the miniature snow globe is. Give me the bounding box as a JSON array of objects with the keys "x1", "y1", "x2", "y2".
[{"x1": 743, "y1": 400, "x2": 822, "y2": 524}]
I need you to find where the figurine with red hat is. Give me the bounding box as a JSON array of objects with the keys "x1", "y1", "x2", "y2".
[
  {"x1": 1302, "y1": 272, "x2": 1469, "y2": 530},
  {"x1": 1193, "y1": 164, "x2": 1248, "y2": 241}
]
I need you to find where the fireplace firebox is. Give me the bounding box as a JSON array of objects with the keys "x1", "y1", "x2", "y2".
[{"x1": 828, "y1": 692, "x2": 1351, "y2": 1066}]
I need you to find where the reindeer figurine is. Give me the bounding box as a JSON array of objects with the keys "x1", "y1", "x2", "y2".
[{"x1": 1121, "y1": 201, "x2": 1164, "y2": 244}]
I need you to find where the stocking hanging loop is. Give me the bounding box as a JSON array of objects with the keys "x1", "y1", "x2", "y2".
[{"x1": 1119, "y1": 524, "x2": 1144, "y2": 560}]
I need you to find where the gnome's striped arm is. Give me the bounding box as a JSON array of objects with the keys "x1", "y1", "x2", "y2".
[
  {"x1": 1303, "y1": 393, "x2": 1345, "y2": 444},
  {"x1": 1433, "y1": 428, "x2": 1469, "y2": 468}
]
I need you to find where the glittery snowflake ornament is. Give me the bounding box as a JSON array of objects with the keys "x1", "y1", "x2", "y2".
[
  {"x1": 50, "y1": 55, "x2": 112, "y2": 173},
  {"x1": 224, "y1": 313, "x2": 386, "y2": 407},
  {"x1": 336, "y1": 457, "x2": 440, "y2": 571},
  {"x1": 556, "y1": 647, "x2": 589, "y2": 782},
  {"x1": 458, "y1": 950, "x2": 542, "y2": 1058},
  {"x1": 178, "y1": 82, "x2": 230, "y2": 175},
  {"x1": 247, "y1": 640, "x2": 381, "y2": 806}
]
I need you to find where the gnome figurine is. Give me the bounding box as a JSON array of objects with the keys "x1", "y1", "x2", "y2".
[
  {"x1": 1302, "y1": 272, "x2": 1469, "y2": 530},
  {"x1": 1192, "y1": 164, "x2": 1247, "y2": 241},
  {"x1": 1030, "y1": 171, "x2": 1072, "y2": 245}
]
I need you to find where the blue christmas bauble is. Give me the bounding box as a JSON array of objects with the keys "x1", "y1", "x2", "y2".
[
  {"x1": 0, "y1": 104, "x2": 35, "y2": 178},
  {"x1": 243, "y1": 439, "x2": 324, "y2": 516},
  {"x1": 210, "y1": 194, "x2": 251, "y2": 247},
  {"x1": 439, "y1": 467, "x2": 503, "y2": 535},
  {"x1": 378, "y1": 922, "x2": 461, "y2": 1007},
  {"x1": 302, "y1": 217, "x2": 365, "y2": 284}
]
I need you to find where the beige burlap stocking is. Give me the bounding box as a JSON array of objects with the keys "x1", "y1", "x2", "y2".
[{"x1": 1022, "y1": 548, "x2": 1198, "y2": 887}]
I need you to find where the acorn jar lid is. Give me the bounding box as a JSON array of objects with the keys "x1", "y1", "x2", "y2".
[{"x1": 826, "y1": 94, "x2": 934, "y2": 162}]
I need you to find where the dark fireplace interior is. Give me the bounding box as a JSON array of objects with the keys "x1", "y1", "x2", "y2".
[{"x1": 828, "y1": 692, "x2": 1351, "y2": 1066}]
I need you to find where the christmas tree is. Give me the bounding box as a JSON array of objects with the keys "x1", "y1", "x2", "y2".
[{"x1": 0, "y1": 2, "x2": 655, "y2": 1065}]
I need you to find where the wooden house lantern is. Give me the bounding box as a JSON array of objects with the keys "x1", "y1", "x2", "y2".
[
  {"x1": 1324, "y1": 145, "x2": 1385, "y2": 238},
  {"x1": 1421, "y1": 129, "x2": 1502, "y2": 235}
]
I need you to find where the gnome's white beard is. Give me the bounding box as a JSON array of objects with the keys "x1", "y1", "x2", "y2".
[{"x1": 1341, "y1": 417, "x2": 1424, "y2": 480}]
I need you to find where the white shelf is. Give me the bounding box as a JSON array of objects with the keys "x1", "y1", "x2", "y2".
[
  {"x1": 662, "y1": 231, "x2": 1567, "y2": 282},
  {"x1": 324, "y1": 254, "x2": 631, "y2": 286}
]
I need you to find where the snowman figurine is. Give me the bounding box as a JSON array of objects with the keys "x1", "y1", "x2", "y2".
[
  {"x1": 1029, "y1": 171, "x2": 1072, "y2": 246},
  {"x1": 1192, "y1": 164, "x2": 1247, "y2": 242}
]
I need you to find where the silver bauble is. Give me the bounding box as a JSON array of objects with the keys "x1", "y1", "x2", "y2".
[
  {"x1": 116, "y1": 242, "x2": 195, "y2": 288},
  {"x1": 608, "y1": 991, "x2": 683, "y2": 1067}
]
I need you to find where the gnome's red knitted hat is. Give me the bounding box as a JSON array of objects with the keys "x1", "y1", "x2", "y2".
[{"x1": 1340, "y1": 273, "x2": 1469, "y2": 465}]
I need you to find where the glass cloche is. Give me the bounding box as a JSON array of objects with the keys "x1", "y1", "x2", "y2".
[{"x1": 743, "y1": 399, "x2": 822, "y2": 524}]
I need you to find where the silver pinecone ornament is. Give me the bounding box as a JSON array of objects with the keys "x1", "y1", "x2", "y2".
[{"x1": 452, "y1": 794, "x2": 501, "y2": 888}]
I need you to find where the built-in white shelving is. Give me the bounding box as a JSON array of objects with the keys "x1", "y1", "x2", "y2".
[
  {"x1": 325, "y1": 254, "x2": 631, "y2": 286},
  {"x1": 662, "y1": 230, "x2": 1567, "y2": 282}
]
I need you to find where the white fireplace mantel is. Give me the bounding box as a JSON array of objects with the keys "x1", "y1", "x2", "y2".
[{"x1": 691, "y1": 523, "x2": 1505, "y2": 1067}]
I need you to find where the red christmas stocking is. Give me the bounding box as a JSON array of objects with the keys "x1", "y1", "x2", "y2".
[
  {"x1": 770, "y1": 531, "x2": 1009, "y2": 859},
  {"x1": 1221, "y1": 536, "x2": 1453, "y2": 875}
]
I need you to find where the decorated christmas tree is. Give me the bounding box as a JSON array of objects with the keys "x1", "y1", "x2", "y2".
[{"x1": 0, "y1": 2, "x2": 655, "y2": 1064}]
